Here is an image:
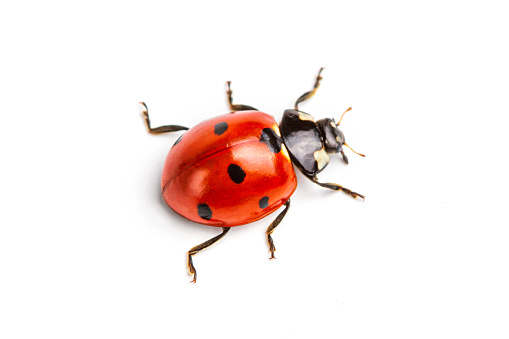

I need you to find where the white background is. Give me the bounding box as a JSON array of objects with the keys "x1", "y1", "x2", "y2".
[{"x1": 1, "y1": 1, "x2": 508, "y2": 338}]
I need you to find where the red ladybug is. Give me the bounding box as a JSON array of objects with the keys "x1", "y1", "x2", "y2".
[{"x1": 141, "y1": 68, "x2": 365, "y2": 282}]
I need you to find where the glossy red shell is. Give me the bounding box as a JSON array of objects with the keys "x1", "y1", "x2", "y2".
[{"x1": 161, "y1": 111, "x2": 297, "y2": 226}]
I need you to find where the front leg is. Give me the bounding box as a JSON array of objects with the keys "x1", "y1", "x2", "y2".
[
  {"x1": 294, "y1": 67, "x2": 324, "y2": 110},
  {"x1": 308, "y1": 175, "x2": 365, "y2": 201}
]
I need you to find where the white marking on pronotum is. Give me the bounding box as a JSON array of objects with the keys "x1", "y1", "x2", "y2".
[
  {"x1": 313, "y1": 147, "x2": 329, "y2": 170},
  {"x1": 280, "y1": 144, "x2": 291, "y2": 162},
  {"x1": 272, "y1": 123, "x2": 281, "y2": 137},
  {"x1": 298, "y1": 112, "x2": 315, "y2": 121},
  {"x1": 272, "y1": 123, "x2": 290, "y2": 162}
]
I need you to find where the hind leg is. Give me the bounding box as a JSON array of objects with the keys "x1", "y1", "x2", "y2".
[
  {"x1": 140, "y1": 102, "x2": 189, "y2": 134},
  {"x1": 187, "y1": 227, "x2": 231, "y2": 283}
]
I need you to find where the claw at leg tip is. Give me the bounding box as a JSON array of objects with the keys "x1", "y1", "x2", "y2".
[{"x1": 139, "y1": 102, "x2": 148, "y2": 114}]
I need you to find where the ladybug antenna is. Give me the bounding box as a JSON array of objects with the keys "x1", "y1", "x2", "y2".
[
  {"x1": 344, "y1": 143, "x2": 365, "y2": 157},
  {"x1": 336, "y1": 107, "x2": 352, "y2": 126}
]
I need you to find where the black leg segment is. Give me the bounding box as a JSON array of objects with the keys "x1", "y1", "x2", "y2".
[
  {"x1": 140, "y1": 102, "x2": 189, "y2": 134},
  {"x1": 294, "y1": 67, "x2": 324, "y2": 110},
  {"x1": 187, "y1": 227, "x2": 230, "y2": 283},
  {"x1": 266, "y1": 199, "x2": 291, "y2": 259},
  {"x1": 340, "y1": 150, "x2": 349, "y2": 164},
  {"x1": 309, "y1": 175, "x2": 365, "y2": 201},
  {"x1": 226, "y1": 81, "x2": 258, "y2": 112}
]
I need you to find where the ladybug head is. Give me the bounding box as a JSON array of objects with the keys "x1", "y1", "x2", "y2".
[
  {"x1": 316, "y1": 118, "x2": 345, "y2": 153},
  {"x1": 280, "y1": 107, "x2": 364, "y2": 176},
  {"x1": 316, "y1": 107, "x2": 364, "y2": 164}
]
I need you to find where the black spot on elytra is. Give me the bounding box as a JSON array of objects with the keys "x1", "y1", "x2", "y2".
[
  {"x1": 173, "y1": 133, "x2": 184, "y2": 147},
  {"x1": 260, "y1": 128, "x2": 282, "y2": 153},
  {"x1": 197, "y1": 204, "x2": 212, "y2": 220},
  {"x1": 228, "y1": 164, "x2": 246, "y2": 184},
  {"x1": 214, "y1": 122, "x2": 228, "y2": 135},
  {"x1": 259, "y1": 196, "x2": 269, "y2": 209}
]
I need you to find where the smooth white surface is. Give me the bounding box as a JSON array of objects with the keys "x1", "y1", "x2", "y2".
[{"x1": 1, "y1": 1, "x2": 508, "y2": 338}]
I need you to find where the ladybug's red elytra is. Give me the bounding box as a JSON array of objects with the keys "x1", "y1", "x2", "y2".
[{"x1": 141, "y1": 68, "x2": 365, "y2": 283}]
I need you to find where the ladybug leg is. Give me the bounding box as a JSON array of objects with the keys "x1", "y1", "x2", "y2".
[
  {"x1": 225, "y1": 81, "x2": 258, "y2": 112},
  {"x1": 266, "y1": 199, "x2": 291, "y2": 259},
  {"x1": 187, "y1": 227, "x2": 230, "y2": 283},
  {"x1": 139, "y1": 102, "x2": 189, "y2": 134},
  {"x1": 310, "y1": 176, "x2": 365, "y2": 201},
  {"x1": 294, "y1": 67, "x2": 324, "y2": 110},
  {"x1": 340, "y1": 150, "x2": 349, "y2": 164}
]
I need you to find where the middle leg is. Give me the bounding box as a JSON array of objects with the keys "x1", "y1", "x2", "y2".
[
  {"x1": 226, "y1": 81, "x2": 258, "y2": 112},
  {"x1": 266, "y1": 199, "x2": 291, "y2": 259}
]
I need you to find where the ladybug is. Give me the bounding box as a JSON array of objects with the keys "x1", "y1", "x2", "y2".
[{"x1": 141, "y1": 68, "x2": 365, "y2": 282}]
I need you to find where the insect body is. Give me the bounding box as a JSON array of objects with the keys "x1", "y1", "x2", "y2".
[
  {"x1": 142, "y1": 68, "x2": 365, "y2": 282},
  {"x1": 161, "y1": 111, "x2": 296, "y2": 226}
]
